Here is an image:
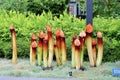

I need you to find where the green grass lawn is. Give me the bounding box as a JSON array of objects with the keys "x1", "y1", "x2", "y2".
[{"x1": 0, "y1": 58, "x2": 120, "y2": 80}]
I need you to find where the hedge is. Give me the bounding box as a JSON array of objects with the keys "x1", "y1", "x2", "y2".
[{"x1": 0, "y1": 9, "x2": 120, "y2": 62}]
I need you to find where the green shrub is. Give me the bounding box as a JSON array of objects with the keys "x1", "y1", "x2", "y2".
[
  {"x1": 0, "y1": 9, "x2": 120, "y2": 62},
  {"x1": 93, "y1": 16, "x2": 120, "y2": 62}
]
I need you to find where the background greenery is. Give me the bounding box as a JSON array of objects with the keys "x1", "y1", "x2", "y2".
[
  {"x1": 0, "y1": 9, "x2": 120, "y2": 62},
  {"x1": 0, "y1": 0, "x2": 120, "y2": 17}
]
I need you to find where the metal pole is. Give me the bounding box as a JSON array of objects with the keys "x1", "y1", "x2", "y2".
[{"x1": 86, "y1": 0, "x2": 93, "y2": 25}]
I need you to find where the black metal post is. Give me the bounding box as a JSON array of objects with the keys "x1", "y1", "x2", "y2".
[{"x1": 86, "y1": 0, "x2": 93, "y2": 25}]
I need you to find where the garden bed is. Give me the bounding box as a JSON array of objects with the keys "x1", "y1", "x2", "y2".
[{"x1": 0, "y1": 58, "x2": 119, "y2": 80}]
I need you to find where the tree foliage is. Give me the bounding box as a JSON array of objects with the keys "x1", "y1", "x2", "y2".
[
  {"x1": 77, "y1": 0, "x2": 120, "y2": 18},
  {"x1": 0, "y1": 0, "x2": 120, "y2": 17},
  {"x1": 93, "y1": 0, "x2": 120, "y2": 18}
]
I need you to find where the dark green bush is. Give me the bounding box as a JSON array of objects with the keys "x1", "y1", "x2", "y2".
[
  {"x1": 0, "y1": 9, "x2": 120, "y2": 62},
  {"x1": 27, "y1": 0, "x2": 67, "y2": 17}
]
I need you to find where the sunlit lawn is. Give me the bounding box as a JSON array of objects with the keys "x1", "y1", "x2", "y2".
[{"x1": 0, "y1": 58, "x2": 120, "y2": 80}]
